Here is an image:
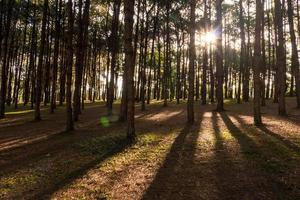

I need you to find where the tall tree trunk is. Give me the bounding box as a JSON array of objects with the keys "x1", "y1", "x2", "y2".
[
  {"x1": 176, "y1": 30, "x2": 181, "y2": 104},
  {"x1": 66, "y1": 0, "x2": 74, "y2": 131},
  {"x1": 266, "y1": 6, "x2": 272, "y2": 100},
  {"x1": 215, "y1": 0, "x2": 224, "y2": 111},
  {"x1": 253, "y1": 0, "x2": 263, "y2": 125},
  {"x1": 156, "y1": 31, "x2": 161, "y2": 100},
  {"x1": 73, "y1": 0, "x2": 83, "y2": 120},
  {"x1": 287, "y1": 0, "x2": 300, "y2": 108},
  {"x1": 35, "y1": 0, "x2": 48, "y2": 121},
  {"x1": 163, "y1": 2, "x2": 170, "y2": 107},
  {"x1": 73, "y1": 0, "x2": 91, "y2": 120},
  {"x1": 187, "y1": 0, "x2": 196, "y2": 123},
  {"x1": 147, "y1": 4, "x2": 158, "y2": 105},
  {"x1": 238, "y1": 0, "x2": 246, "y2": 104},
  {"x1": 243, "y1": 0, "x2": 251, "y2": 102},
  {"x1": 0, "y1": 0, "x2": 14, "y2": 118},
  {"x1": 124, "y1": 0, "x2": 136, "y2": 141},
  {"x1": 274, "y1": 0, "x2": 286, "y2": 115},
  {"x1": 14, "y1": 0, "x2": 29, "y2": 109},
  {"x1": 50, "y1": 0, "x2": 62, "y2": 113},
  {"x1": 43, "y1": 16, "x2": 51, "y2": 107},
  {"x1": 261, "y1": 0, "x2": 266, "y2": 106},
  {"x1": 107, "y1": 0, "x2": 121, "y2": 115},
  {"x1": 59, "y1": 40, "x2": 66, "y2": 106},
  {"x1": 0, "y1": 0, "x2": 3, "y2": 59},
  {"x1": 140, "y1": 3, "x2": 149, "y2": 111}
]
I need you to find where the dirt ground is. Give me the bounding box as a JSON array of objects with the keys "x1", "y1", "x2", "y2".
[{"x1": 1, "y1": 98, "x2": 300, "y2": 200}]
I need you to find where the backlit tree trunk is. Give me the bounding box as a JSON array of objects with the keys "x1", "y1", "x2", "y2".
[
  {"x1": 35, "y1": 0, "x2": 48, "y2": 121},
  {"x1": 187, "y1": 0, "x2": 196, "y2": 123},
  {"x1": 215, "y1": 0, "x2": 224, "y2": 111},
  {"x1": 274, "y1": 0, "x2": 286, "y2": 115},
  {"x1": 253, "y1": 0, "x2": 263, "y2": 125},
  {"x1": 124, "y1": 0, "x2": 136, "y2": 141},
  {"x1": 287, "y1": 0, "x2": 300, "y2": 108},
  {"x1": 66, "y1": 0, "x2": 74, "y2": 131}
]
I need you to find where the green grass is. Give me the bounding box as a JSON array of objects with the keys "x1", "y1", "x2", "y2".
[{"x1": 76, "y1": 134, "x2": 130, "y2": 156}]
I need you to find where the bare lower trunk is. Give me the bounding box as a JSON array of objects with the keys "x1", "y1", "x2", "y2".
[
  {"x1": 66, "y1": 0, "x2": 74, "y2": 131},
  {"x1": 215, "y1": 0, "x2": 224, "y2": 111},
  {"x1": 187, "y1": 0, "x2": 195, "y2": 123},
  {"x1": 124, "y1": 0, "x2": 136, "y2": 141}
]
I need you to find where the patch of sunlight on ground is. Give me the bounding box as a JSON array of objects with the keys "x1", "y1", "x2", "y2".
[
  {"x1": 0, "y1": 168, "x2": 39, "y2": 197},
  {"x1": 51, "y1": 131, "x2": 177, "y2": 199},
  {"x1": 222, "y1": 131, "x2": 235, "y2": 140},
  {"x1": 5, "y1": 109, "x2": 34, "y2": 115},
  {"x1": 203, "y1": 112, "x2": 213, "y2": 118},
  {"x1": 147, "y1": 110, "x2": 183, "y2": 121}
]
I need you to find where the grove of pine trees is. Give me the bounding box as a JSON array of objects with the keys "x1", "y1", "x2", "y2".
[
  {"x1": 2, "y1": 0, "x2": 300, "y2": 199},
  {"x1": 1, "y1": 0, "x2": 300, "y2": 138}
]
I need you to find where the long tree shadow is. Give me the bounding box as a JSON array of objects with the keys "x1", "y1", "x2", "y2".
[
  {"x1": 0, "y1": 103, "x2": 192, "y2": 199},
  {"x1": 230, "y1": 113, "x2": 300, "y2": 155},
  {"x1": 212, "y1": 111, "x2": 250, "y2": 199},
  {"x1": 39, "y1": 136, "x2": 132, "y2": 199},
  {"x1": 0, "y1": 120, "x2": 126, "y2": 174},
  {"x1": 219, "y1": 112, "x2": 300, "y2": 199},
  {"x1": 258, "y1": 126, "x2": 300, "y2": 153},
  {"x1": 141, "y1": 111, "x2": 203, "y2": 200},
  {"x1": 1, "y1": 132, "x2": 132, "y2": 200}
]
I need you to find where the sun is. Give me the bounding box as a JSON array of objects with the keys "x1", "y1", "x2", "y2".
[
  {"x1": 202, "y1": 31, "x2": 217, "y2": 44},
  {"x1": 196, "y1": 30, "x2": 217, "y2": 46}
]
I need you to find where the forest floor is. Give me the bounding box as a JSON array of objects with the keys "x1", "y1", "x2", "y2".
[{"x1": 1, "y1": 98, "x2": 300, "y2": 200}]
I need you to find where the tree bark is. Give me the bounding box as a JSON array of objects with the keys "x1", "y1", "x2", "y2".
[
  {"x1": 215, "y1": 0, "x2": 224, "y2": 111},
  {"x1": 187, "y1": 0, "x2": 196, "y2": 123},
  {"x1": 274, "y1": 0, "x2": 287, "y2": 115},
  {"x1": 50, "y1": 0, "x2": 62, "y2": 113},
  {"x1": 107, "y1": 0, "x2": 121, "y2": 115},
  {"x1": 0, "y1": 0, "x2": 14, "y2": 118},
  {"x1": 124, "y1": 0, "x2": 136, "y2": 141},
  {"x1": 35, "y1": 0, "x2": 48, "y2": 121},
  {"x1": 287, "y1": 0, "x2": 300, "y2": 108},
  {"x1": 66, "y1": 0, "x2": 74, "y2": 131},
  {"x1": 253, "y1": 0, "x2": 263, "y2": 125}
]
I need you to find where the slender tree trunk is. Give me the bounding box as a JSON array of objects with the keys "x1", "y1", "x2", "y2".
[
  {"x1": 163, "y1": 2, "x2": 170, "y2": 107},
  {"x1": 107, "y1": 0, "x2": 121, "y2": 115},
  {"x1": 243, "y1": 0, "x2": 251, "y2": 102},
  {"x1": 124, "y1": 0, "x2": 136, "y2": 141},
  {"x1": 266, "y1": 7, "x2": 272, "y2": 99},
  {"x1": 287, "y1": 0, "x2": 300, "y2": 108},
  {"x1": 14, "y1": 0, "x2": 29, "y2": 108},
  {"x1": 215, "y1": 0, "x2": 224, "y2": 111},
  {"x1": 35, "y1": 0, "x2": 48, "y2": 121},
  {"x1": 141, "y1": 3, "x2": 149, "y2": 111},
  {"x1": 187, "y1": 0, "x2": 196, "y2": 123},
  {"x1": 50, "y1": 0, "x2": 62, "y2": 113},
  {"x1": 43, "y1": 16, "x2": 51, "y2": 107},
  {"x1": 238, "y1": 0, "x2": 246, "y2": 104},
  {"x1": 253, "y1": 0, "x2": 263, "y2": 125},
  {"x1": 59, "y1": 40, "x2": 66, "y2": 106},
  {"x1": 274, "y1": 0, "x2": 286, "y2": 115},
  {"x1": 156, "y1": 32, "x2": 161, "y2": 100},
  {"x1": 176, "y1": 30, "x2": 181, "y2": 104},
  {"x1": 73, "y1": 0, "x2": 91, "y2": 120},
  {"x1": 261, "y1": 0, "x2": 267, "y2": 106},
  {"x1": 147, "y1": 4, "x2": 158, "y2": 105},
  {"x1": 73, "y1": 0, "x2": 83, "y2": 120},
  {"x1": 66, "y1": 0, "x2": 74, "y2": 131},
  {"x1": 0, "y1": 0, "x2": 14, "y2": 118}
]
